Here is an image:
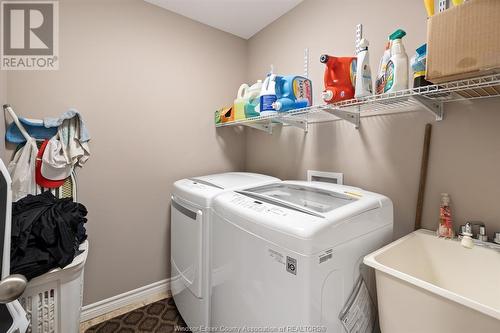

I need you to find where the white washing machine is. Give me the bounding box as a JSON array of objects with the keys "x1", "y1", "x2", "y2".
[
  {"x1": 170, "y1": 172, "x2": 279, "y2": 329},
  {"x1": 211, "y1": 181, "x2": 393, "y2": 332}
]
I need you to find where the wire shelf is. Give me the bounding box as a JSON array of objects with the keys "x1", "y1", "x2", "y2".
[{"x1": 216, "y1": 73, "x2": 500, "y2": 132}]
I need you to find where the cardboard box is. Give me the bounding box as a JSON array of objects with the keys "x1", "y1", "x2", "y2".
[{"x1": 426, "y1": 0, "x2": 500, "y2": 83}]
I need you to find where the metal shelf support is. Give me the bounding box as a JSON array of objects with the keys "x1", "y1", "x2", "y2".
[
  {"x1": 242, "y1": 120, "x2": 274, "y2": 134},
  {"x1": 412, "y1": 95, "x2": 444, "y2": 121},
  {"x1": 274, "y1": 117, "x2": 309, "y2": 132},
  {"x1": 322, "y1": 106, "x2": 360, "y2": 129}
]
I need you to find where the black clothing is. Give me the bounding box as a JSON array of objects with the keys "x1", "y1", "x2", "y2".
[{"x1": 10, "y1": 191, "x2": 87, "y2": 280}]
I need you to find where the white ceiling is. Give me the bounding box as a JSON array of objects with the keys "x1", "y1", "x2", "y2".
[{"x1": 144, "y1": 0, "x2": 303, "y2": 39}]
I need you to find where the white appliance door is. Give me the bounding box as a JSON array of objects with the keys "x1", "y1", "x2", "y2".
[
  {"x1": 243, "y1": 183, "x2": 356, "y2": 214},
  {"x1": 171, "y1": 196, "x2": 203, "y2": 298}
]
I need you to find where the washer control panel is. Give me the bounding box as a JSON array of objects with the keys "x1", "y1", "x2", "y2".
[{"x1": 229, "y1": 193, "x2": 287, "y2": 216}]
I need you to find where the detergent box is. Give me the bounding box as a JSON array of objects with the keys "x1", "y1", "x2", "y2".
[
  {"x1": 426, "y1": 0, "x2": 500, "y2": 83},
  {"x1": 216, "y1": 106, "x2": 234, "y2": 124}
]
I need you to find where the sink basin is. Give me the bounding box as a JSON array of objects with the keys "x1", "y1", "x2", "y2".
[{"x1": 364, "y1": 229, "x2": 500, "y2": 333}]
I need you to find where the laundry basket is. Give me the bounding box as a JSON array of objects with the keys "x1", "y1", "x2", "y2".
[{"x1": 19, "y1": 241, "x2": 88, "y2": 333}]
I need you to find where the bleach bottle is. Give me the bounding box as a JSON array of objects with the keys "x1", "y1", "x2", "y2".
[
  {"x1": 354, "y1": 39, "x2": 373, "y2": 99},
  {"x1": 272, "y1": 75, "x2": 312, "y2": 112},
  {"x1": 260, "y1": 73, "x2": 278, "y2": 116},
  {"x1": 384, "y1": 29, "x2": 409, "y2": 93}
]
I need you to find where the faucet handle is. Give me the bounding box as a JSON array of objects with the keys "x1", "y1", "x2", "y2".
[
  {"x1": 494, "y1": 232, "x2": 500, "y2": 245},
  {"x1": 463, "y1": 222, "x2": 473, "y2": 236},
  {"x1": 477, "y1": 226, "x2": 488, "y2": 242}
]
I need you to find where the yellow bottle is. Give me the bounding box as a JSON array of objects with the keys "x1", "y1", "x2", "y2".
[
  {"x1": 423, "y1": 0, "x2": 434, "y2": 16},
  {"x1": 452, "y1": 0, "x2": 464, "y2": 5}
]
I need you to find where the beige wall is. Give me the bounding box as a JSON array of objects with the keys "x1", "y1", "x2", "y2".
[
  {"x1": 6, "y1": 0, "x2": 247, "y2": 305},
  {"x1": 245, "y1": 0, "x2": 500, "y2": 239},
  {"x1": 3, "y1": 0, "x2": 500, "y2": 308}
]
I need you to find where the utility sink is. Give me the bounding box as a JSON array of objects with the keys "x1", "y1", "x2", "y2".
[{"x1": 364, "y1": 229, "x2": 500, "y2": 333}]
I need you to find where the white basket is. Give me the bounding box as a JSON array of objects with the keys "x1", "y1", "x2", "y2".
[{"x1": 19, "y1": 241, "x2": 89, "y2": 333}]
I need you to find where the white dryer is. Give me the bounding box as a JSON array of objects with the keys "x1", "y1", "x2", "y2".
[
  {"x1": 170, "y1": 172, "x2": 279, "y2": 329},
  {"x1": 211, "y1": 181, "x2": 393, "y2": 332}
]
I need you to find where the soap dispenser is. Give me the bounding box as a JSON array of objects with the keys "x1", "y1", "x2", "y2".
[{"x1": 437, "y1": 193, "x2": 454, "y2": 238}]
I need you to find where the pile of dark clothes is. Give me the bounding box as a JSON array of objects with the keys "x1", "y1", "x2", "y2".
[{"x1": 11, "y1": 191, "x2": 88, "y2": 280}]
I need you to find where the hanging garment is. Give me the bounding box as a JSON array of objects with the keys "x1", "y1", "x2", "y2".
[
  {"x1": 7, "y1": 138, "x2": 38, "y2": 202},
  {"x1": 44, "y1": 109, "x2": 90, "y2": 142},
  {"x1": 10, "y1": 191, "x2": 87, "y2": 280},
  {"x1": 57, "y1": 118, "x2": 91, "y2": 166},
  {"x1": 44, "y1": 109, "x2": 91, "y2": 167}
]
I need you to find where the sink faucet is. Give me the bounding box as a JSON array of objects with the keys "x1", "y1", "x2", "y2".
[{"x1": 459, "y1": 222, "x2": 500, "y2": 251}]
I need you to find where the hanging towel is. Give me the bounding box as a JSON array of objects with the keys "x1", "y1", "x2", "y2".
[
  {"x1": 58, "y1": 117, "x2": 90, "y2": 166},
  {"x1": 44, "y1": 109, "x2": 90, "y2": 142},
  {"x1": 8, "y1": 138, "x2": 38, "y2": 202},
  {"x1": 44, "y1": 109, "x2": 91, "y2": 166},
  {"x1": 6, "y1": 118, "x2": 58, "y2": 144}
]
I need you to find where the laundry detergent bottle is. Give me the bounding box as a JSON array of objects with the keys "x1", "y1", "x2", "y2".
[
  {"x1": 244, "y1": 80, "x2": 263, "y2": 118},
  {"x1": 384, "y1": 29, "x2": 409, "y2": 93},
  {"x1": 354, "y1": 38, "x2": 373, "y2": 99},
  {"x1": 272, "y1": 76, "x2": 312, "y2": 112},
  {"x1": 234, "y1": 84, "x2": 249, "y2": 120},
  {"x1": 260, "y1": 74, "x2": 278, "y2": 116},
  {"x1": 320, "y1": 54, "x2": 357, "y2": 103}
]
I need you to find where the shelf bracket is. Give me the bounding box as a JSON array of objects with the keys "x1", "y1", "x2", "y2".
[
  {"x1": 274, "y1": 117, "x2": 309, "y2": 132},
  {"x1": 322, "y1": 107, "x2": 360, "y2": 129},
  {"x1": 412, "y1": 95, "x2": 444, "y2": 121},
  {"x1": 242, "y1": 120, "x2": 273, "y2": 134}
]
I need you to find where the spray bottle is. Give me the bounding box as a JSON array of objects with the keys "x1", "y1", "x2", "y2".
[
  {"x1": 375, "y1": 40, "x2": 391, "y2": 94},
  {"x1": 354, "y1": 38, "x2": 373, "y2": 99},
  {"x1": 384, "y1": 29, "x2": 409, "y2": 93}
]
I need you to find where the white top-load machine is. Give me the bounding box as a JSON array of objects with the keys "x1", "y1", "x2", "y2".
[
  {"x1": 210, "y1": 181, "x2": 393, "y2": 332},
  {"x1": 170, "y1": 172, "x2": 279, "y2": 329}
]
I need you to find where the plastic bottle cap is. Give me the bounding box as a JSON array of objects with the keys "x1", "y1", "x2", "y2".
[{"x1": 389, "y1": 29, "x2": 407, "y2": 40}]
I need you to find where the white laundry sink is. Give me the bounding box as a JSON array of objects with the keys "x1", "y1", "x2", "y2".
[{"x1": 364, "y1": 229, "x2": 500, "y2": 333}]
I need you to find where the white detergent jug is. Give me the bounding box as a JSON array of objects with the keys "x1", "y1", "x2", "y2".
[
  {"x1": 244, "y1": 80, "x2": 263, "y2": 118},
  {"x1": 260, "y1": 74, "x2": 277, "y2": 116},
  {"x1": 234, "y1": 84, "x2": 249, "y2": 120}
]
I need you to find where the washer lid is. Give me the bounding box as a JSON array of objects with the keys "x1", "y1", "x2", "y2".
[
  {"x1": 173, "y1": 172, "x2": 279, "y2": 208},
  {"x1": 191, "y1": 172, "x2": 279, "y2": 190},
  {"x1": 242, "y1": 182, "x2": 357, "y2": 215}
]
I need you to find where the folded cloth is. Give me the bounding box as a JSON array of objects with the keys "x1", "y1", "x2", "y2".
[
  {"x1": 10, "y1": 191, "x2": 88, "y2": 280},
  {"x1": 44, "y1": 109, "x2": 90, "y2": 142},
  {"x1": 45, "y1": 109, "x2": 91, "y2": 167},
  {"x1": 6, "y1": 118, "x2": 58, "y2": 144}
]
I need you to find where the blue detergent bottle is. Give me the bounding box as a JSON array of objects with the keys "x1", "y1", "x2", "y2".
[{"x1": 272, "y1": 75, "x2": 313, "y2": 112}]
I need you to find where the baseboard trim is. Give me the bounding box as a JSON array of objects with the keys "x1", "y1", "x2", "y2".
[{"x1": 80, "y1": 278, "x2": 171, "y2": 322}]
